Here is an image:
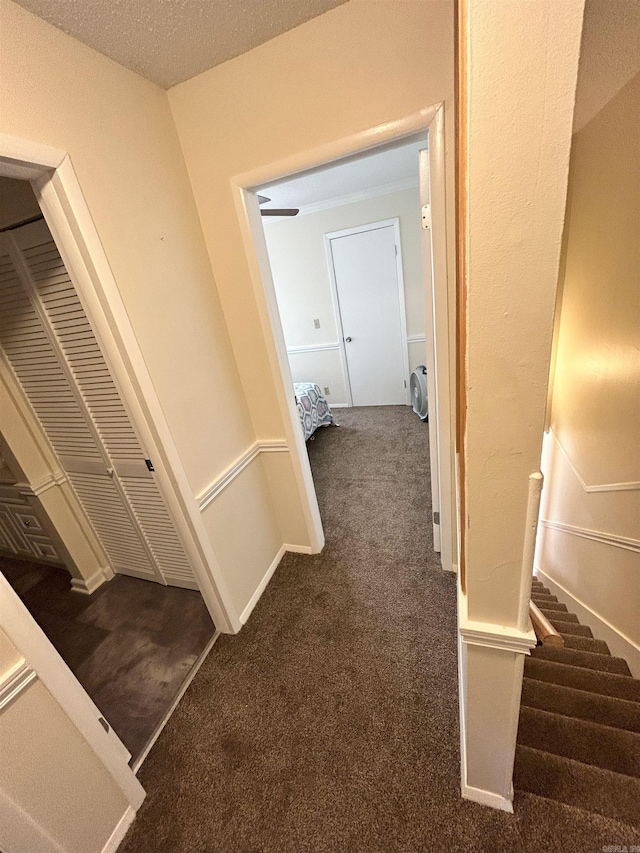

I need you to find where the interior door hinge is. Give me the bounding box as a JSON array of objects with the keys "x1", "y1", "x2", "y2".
[
  {"x1": 395, "y1": 244, "x2": 398, "y2": 256},
  {"x1": 421, "y1": 204, "x2": 432, "y2": 231},
  {"x1": 433, "y1": 511, "x2": 440, "y2": 525}
]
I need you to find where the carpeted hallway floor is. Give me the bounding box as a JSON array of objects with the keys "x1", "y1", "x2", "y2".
[{"x1": 122, "y1": 406, "x2": 640, "y2": 853}]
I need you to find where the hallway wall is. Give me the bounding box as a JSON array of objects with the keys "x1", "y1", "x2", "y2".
[
  {"x1": 0, "y1": 0, "x2": 285, "y2": 618},
  {"x1": 537, "y1": 70, "x2": 640, "y2": 671}
]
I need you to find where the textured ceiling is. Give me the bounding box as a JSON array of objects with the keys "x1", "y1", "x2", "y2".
[
  {"x1": 14, "y1": 0, "x2": 349, "y2": 88},
  {"x1": 260, "y1": 138, "x2": 425, "y2": 215},
  {"x1": 573, "y1": 0, "x2": 640, "y2": 131}
]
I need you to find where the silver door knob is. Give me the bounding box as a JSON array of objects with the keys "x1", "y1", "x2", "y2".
[{"x1": 345, "y1": 337, "x2": 352, "y2": 343}]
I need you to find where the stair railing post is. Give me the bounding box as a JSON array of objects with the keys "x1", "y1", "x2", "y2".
[{"x1": 518, "y1": 471, "x2": 544, "y2": 632}]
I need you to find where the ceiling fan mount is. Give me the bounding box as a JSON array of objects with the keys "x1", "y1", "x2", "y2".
[{"x1": 257, "y1": 194, "x2": 299, "y2": 217}]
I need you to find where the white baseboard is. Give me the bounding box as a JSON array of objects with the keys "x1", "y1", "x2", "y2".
[
  {"x1": 330, "y1": 403, "x2": 349, "y2": 408},
  {"x1": 131, "y1": 631, "x2": 220, "y2": 773},
  {"x1": 461, "y1": 782, "x2": 514, "y2": 813},
  {"x1": 284, "y1": 543, "x2": 313, "y2": 554},
  {"x1": 239, "y1": 545, "x2": 286, "y2": 625},
  {"x1": 101, "y1": 805, "x2": 136, "y2": 853},
  {"x1": 70, "y1": 566, "x2": 112, "y2": 595},
  {"x1": 535, "y1": 567, "x2": 640, "y2": 677}
]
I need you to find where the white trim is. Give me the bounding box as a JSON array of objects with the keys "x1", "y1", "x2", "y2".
[
  {"x1": 283, "y1": 542, "x2": 313, "y2": 554},
  {"x1": 282, "y1": 177, "x2": 420, "y2": 218},
  {"x1": 458, "y1": 587, "x2": 537, "y2": 655},
  {"x1": 131, "y1": 631, "x2": 220, "y2": 773},
  {"x1": 425, "y1": 108, "x2": 455, "y2": 573},
  {"x1": 407, "y1": 334, "x2": 426, "y2": 344},
  {"x1": 286, "y1": 342, "x2": 340, "y2": 355},
  {"x1": 0, "y1": 659, "x2": 36, "y2": 711},
  {"x1": 539, "y1": 519, "x2": 640, "y2": 553},
  {"x1": 29, "y1": 470, "x2": 67, "y2": 496},
  {"x1": 101, "y1": 806, "x2": 136, "y2": 853},
  {"x1": 549, "y1": 428, "x2": 640, "y2": 492},
  {"x1": 70, "y1": 567, "x2": 112, "y2": 595},
  {"x1": 239, "y1": 545, "x2": 286, "y2": 624},
  {"x1": 324, "y1": 217, "x2": 411, "y2": 406},
  {"x1": 462, "y1": 782, "x2": 514, "y2": 813},
  {"x1": 197, "y1": 441, "x2": 289, "y2": 512},
  {"x1": 535, "y1": 567, "x2": 640, "y2": 677}
]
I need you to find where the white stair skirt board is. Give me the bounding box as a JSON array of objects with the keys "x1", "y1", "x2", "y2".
[
  {"x1": 239, "y1": 544, "x2": 312, "y2": 625},
  {"x1": 101, "y1": 805, "x2": 136, "y2": 853},
  {"x1": 131, "y1": 631, "x2": 220, "y2": 774},
  {"x1": 535, "y1": 567, "x2": 640, "y2": 678}
]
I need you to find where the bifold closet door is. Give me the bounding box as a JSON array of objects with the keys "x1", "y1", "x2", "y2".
[{"x1": 0, "y1": 219, "x2": 197, "y2": 589}]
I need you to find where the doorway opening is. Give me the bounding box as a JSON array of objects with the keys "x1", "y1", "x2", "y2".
[
  {"x1": 236, "y1": 108, "x2": 454, "y2": 573},
  {"x1": 0, "y1": 174, "x2": 217, "y2": 768}
]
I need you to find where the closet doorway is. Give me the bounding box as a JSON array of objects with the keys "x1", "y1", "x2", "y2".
[{"x1": 0, "y1": 174, "x2": 217, "y2": 767}]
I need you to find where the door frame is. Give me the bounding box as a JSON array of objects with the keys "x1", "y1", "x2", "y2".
[
  {"x1": 324, "y1": 217, "x2": 411, "y2": 408},
  {"x1": 0, "y1": 132, "x2": 239, "y2": 632},
  {"x1": 231, "y1": 104, "x2": 456, "y2": 573}
]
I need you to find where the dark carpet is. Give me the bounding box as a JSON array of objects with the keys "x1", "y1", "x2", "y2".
[{"x1": 122, "y1": 406, "x2": 640, "y2": 852}]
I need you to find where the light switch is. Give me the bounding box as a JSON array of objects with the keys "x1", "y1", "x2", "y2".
[
  {"x1": 324, "y1": 386, "x2": 330, "y2": 395},
  {"x1": 313, "y1": 318, "x2": 321, "y2": 329}
]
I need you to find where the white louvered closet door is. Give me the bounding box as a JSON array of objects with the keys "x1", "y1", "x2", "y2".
[{"x1": 0, "y1": 219, "x2": 197, "y2": 589}]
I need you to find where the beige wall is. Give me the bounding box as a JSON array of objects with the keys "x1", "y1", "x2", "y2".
[
  {"x1": 0, "y1": 0, "x2": 289, "y2": 618},
  {"x1": 168, "y1": 0, "x2": 454, "y2": 480},
  {"x1": 263, "y1": 186, "x2": 427, "y2": 406},
  {"x1": 537, "y1": 72, "x2": 640, "y2": 667}
]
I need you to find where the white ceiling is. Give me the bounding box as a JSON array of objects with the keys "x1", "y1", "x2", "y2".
[
  {"x1": 14, "y1": 0, "x2": 349, "y2": 89},
  {"x1": 573, "y1": 0, "x2": 640, "y2": 132},
  {"x1": 258, "y1": 138, "x2": 426, "y2": 216}
]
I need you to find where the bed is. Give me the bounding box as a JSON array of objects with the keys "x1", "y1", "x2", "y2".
[{"x1": 294, "y1": 382, "x2": 335, "y2": 441}]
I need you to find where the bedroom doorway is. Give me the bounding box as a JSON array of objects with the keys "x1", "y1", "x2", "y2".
[{"x1": 235, "y1": 106, "x2": 454, "y2": 574}]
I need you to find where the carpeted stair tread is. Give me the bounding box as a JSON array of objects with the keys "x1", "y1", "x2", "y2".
[
  {"x1": 525, "y1": 657, "x2": 640, "y2": 701},
  {"x1": 560, "y1": 634, "x2": 611, "y2": 655},
  {"x1": 546, "y1": 618, "x2": 593, "y2": 637},
  {"x1": 521, "y1": 677, "x2": 640, "y2": 732},
  {"x1": 531, "y1": 592, "x2": 559, "y2": 604},
  {"x1": 518, "y1": 706, "x2": 640, "y2": 777},
  {"x1": 514, "y1": 744, "x2": 640, "y2": 829},
  {"x1": 541, "y1": 609, "x2": 579, "y2": 622},
  {"x1": 533, "y1": 645, "x2": 632, "y2": 675},
  {"x1": 532, "y1": 599, "x2": 568, "y2": 613},
  {"x1": 532, "y1": 585, "x2": 551, "y2": 596}
]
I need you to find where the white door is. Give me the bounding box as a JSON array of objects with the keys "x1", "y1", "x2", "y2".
[
  {"x1": 0, "y1": 220, "x2": 197, "y2": 589},
  {"x1": 328, "y1": 222, "x2": 408, "y2": 406}
]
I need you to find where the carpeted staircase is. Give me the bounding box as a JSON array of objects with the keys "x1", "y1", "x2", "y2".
[{"x1": 514, "y1": 577, "x2": 640, "y2": 830}]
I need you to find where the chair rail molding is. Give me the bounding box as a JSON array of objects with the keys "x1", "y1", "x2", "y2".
[
  {"x1": 549, "y1": 428, "x2": 640, "y2": 492},
  {"x1": 539, "y1": 519, "x2": 640, "y2": 553},
  {"x1": 0, "y1": 659, "x2": 36, "y2": 712},
  {"x1": 197, "y1": 440, "x2": 289, "y2": 512},
  {"x1": 286, "y1": 342, "x2": 340, "y2": 355},
  {"x1": 407, "y1": 333, "x2": 427, "y2": 344}
]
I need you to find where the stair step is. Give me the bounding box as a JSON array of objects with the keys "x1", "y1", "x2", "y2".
[
  {"x1": 521, "y1": 677, "x2": 640, "y2": 732},
  {"x1": 518, "y1": 706, "x2": 640, "y2": 777},
  {"x1": 532, "y1": 645, "x2": 632, "y2": 676},
  {"x1": 525, "y1": 658, "x2": 640, "y2": 701},
  {"x1": 531, "y1": 593, "x2": 560, "y2": 605},
  {"x1": 514, "y1": 744, "x2": 640, "y2": 830},
  {"x1": 543, "y1": 609, "x2": 579, "y2": 623},
  {"x1": 532, "y1": 599, "x2": 567, "y2": 613},
  {"x1": 561, "y1": 634, "x2": 611, "y2": 656},
  {"x1": 547, "y1": 618, "x2": 593, "y2": 637},
  {"x1": 532, "y1": 584, "x2": 550, "y2": 596}
]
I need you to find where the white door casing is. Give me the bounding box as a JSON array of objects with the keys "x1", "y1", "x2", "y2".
[
  {"x1": 0, "y1": 219, "x2": 197, "y2": 589},
  {"x1": 326, "y1": 219, "x2": 409, "y2": 407}
]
